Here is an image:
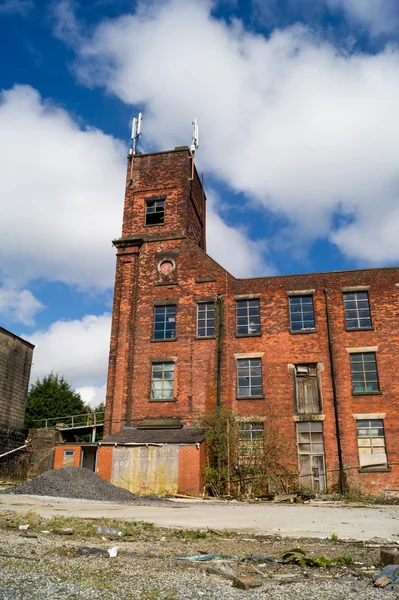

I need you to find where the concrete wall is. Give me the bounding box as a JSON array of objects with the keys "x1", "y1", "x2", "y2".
[
  {"x1": 29, "y1": 428, "x2": 63, "y2": 477},
  {"x1": 0, "y1": 327, "x2": 33, "y2": 431}
]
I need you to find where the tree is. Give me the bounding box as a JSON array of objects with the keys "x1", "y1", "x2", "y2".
[{"x1": 24, "y1": 373, "x2": 87, "y2": 429}]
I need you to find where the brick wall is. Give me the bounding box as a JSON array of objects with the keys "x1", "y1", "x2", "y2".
[
  {"x1": 54, "y1": 445, "x2": 82, "y2": 469},
  {"x1": 178, "y1": 443, "x2": 205, "y2": 495},
  {"x1": 96, "y1": 445, "x2": 113, "y2": 482},
  {"x1": 104, "y1": 147, "x2": 399, "y2": 495}
]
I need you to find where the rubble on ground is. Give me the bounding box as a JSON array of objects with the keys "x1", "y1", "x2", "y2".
[{"x1": 4, "y1": 467, "x2": 169, "y2": 504}]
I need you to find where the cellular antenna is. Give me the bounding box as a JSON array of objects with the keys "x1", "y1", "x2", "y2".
[
  {"x1": 191, "y1": 118, "x2": 199, "y2": 155},
  {"x1": 130, "y1": 112, "x2": 143, "y2": 156}
]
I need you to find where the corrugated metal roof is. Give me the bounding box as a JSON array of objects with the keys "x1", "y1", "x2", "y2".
[{"x1": 101, "y1": 427, "x2": 206, "y2": 445}]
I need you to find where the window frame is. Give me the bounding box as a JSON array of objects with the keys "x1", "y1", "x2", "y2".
[
  {"x1": 145, "y1": 197, "x2": 165, "y2": 227},
  {"x1": 196, "y1": 302, "x2": 216, "y2": 338},
  {"x1": 64, "y1": 450, "x2": 75, "y2": 457},
  {"x1": 349, "y1": 352, "x2": 380, "y2": 394},
  {"x1": 356, "y1": 418, "x2": 388, "y2": 471},
  {"x1": 289, "y1": 295, "x2": 316, "y2": 333},
  {"x1": 150, "y1": 362, "x2": 175, "y2": 401},
  {"x1": 235, "y1": 299, "x2": 261, "y2": 337},
  {"x1": 152, "y1": 304, "x2": 177, "y2": 341},
  {"x1": 238, "y1": 422, "x2": 264, "y2": 462},
  {"x1": 343, "y1": 291, "x2": 372, "y2": 330},
  {"x1": 236, "y1": 357, "x2": 263, "y2": 399}
]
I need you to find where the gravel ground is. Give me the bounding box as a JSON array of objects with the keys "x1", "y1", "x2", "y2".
[
  {"x1": 4, "y1": 467, "x2": 169, "y2": 505},
  {"x1": 0, "y1": 512, "x2": 398, "y2": 600}
]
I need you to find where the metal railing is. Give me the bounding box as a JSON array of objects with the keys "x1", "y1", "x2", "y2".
[{"x1": 30, "y1": 412, "x2": 105, "y2": 429}]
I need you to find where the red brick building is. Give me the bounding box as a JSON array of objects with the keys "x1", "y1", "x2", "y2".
[{"x1": 56, "y1": 146, "x2": 399, "y2": 497}]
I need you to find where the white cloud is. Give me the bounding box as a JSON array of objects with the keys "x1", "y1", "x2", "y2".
[
  {"x1": 57, "y1": 0, "x2": 399, "y2": 266},
  {"x1": 326, "y1": 0, "x2": 399, "y2": 36},
  {"x1": 0, "y1": 0, "x2": 33, "y2": 15},
  {"x1": 0, "y1": 283, "x2": 43, "y2": 325},
  {"x1": 207, "y1": 193, "x2": 272, "y2": 277},
  {"x1": 27, "y1": 314, "x2": 111, "y2": 393},
  {"x1": 0, "y1": 84, "x2": 125, "y2": 292},
  {"x1": 77, "y1": 384, "x2": 106, "y2": 409}
]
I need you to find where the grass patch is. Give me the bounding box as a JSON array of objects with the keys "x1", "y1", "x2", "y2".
[
  {"x1": 340, "y1": 553, "x2": 356, "y2": 565},
  {"x1": 0, "y1": 511, "x2": 157, "y2": 538}
]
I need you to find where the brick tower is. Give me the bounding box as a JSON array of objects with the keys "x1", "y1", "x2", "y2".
[{"x1": 104, "y1": 147, "x2": 207, "y2": 435}]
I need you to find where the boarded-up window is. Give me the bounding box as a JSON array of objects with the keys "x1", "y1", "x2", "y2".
[
  {"x1": 63, "y1": 449, "x2": 75, "y2": 466},
  {"x1": 295, "y1": 364, "x2": 321, "y2": 413},
  {"x1": 356, "y1": 419, "x2": 387, "y2": 469},
  {"x1": 297, "y1": 421, "x2": 326, "y2": 492}
]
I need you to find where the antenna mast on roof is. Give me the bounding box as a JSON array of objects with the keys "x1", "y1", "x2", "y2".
[
  {"x1": 129, "y1": 112, "x2": 143, "y2": 156},
  {"x1": 190, "y1": 118, "x2": 199, "y2": 155}
]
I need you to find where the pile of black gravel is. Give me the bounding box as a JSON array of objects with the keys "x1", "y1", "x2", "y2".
[{"x1": 5, "y1": 466, "x2": 167, "y2": 504}]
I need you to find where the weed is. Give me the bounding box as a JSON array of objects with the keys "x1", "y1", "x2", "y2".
[
  {"x1": 282, "y1": 548, "x2": 336, "y2": 567},
  {"x1": 179, "y1": 529, "x2": 208, "y2": 540},
  {"x1": 340, "y1": 553, "x2": 356, "y2": 565},
  {"x1": 331, "y1": 533, "x2": 339, "y2": 541}
]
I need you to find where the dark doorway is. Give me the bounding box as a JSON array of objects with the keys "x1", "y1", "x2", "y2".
[{"x1": 81, "y1": 447, "x2": 97, "y2": 472}]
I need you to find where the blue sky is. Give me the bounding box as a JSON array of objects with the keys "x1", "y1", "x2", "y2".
[{"x1": 1, "y1": 0, "x2": 399, "y2": 406}]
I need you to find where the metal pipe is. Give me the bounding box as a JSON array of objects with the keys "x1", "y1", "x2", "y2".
[
  {"x1": 0, "y1": 445, "x2": 27, "y2": 459},
  {"x1": 324, "y1": 286, "x2": 345, "y2": 493},
  {"x1": 215, "y1": 295, "x2": 223, "y2": 407}
]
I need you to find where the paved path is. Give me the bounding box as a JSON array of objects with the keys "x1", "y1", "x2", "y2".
[{"x1": 1, "y1": 493, "x2": 399, "y2": 540}]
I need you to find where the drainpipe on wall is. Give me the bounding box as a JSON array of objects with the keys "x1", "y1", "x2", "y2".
[
  {"x1": 215, "y1": 294, "x2": 223, "y2": 408},
  {"x1": 324, "y1": 286, "x2": 345, "y2": 494}
]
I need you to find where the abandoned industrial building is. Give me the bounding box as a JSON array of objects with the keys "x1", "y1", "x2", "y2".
[
  {"x1": 55, "y1": 146, "x2": 399, "y2": 498},
  {"x1": 0, "y1": 326, "x2": 34, "y2": 477}
]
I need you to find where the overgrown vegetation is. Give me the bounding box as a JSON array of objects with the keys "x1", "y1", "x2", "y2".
[
  {"x1": 282, "y1": 548, "x2": 336, "y2": 567},
  {"x1": 200, "y1": 407, "x2": 297, "y2": 498}
]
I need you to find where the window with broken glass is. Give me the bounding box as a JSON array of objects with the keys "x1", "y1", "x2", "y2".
[
  {"x1": 150, "y1": 362, "x2": 175, "y2": 400},
  {"x1": 343, "y1": 291, "x2": 372, "y2": 329},
  {"x1": 153, "y1": 305, "x2": 176, "y2": 340},
  {"x1": 145, "y1": 198, "x2": 165, "y2": 226},
  {"x1": 289, "y1": 295, "x2": 315, "y2": 332},
  {"x1": 356, "y1": 419, "x2": 387, "y2": 470},
  {"x1": 238, "y1": 422, "x2": 264, "y2": 462},
  {"x1": 237, "y1": 358, "x2": 263, "y2": 398},
  {"x1": 197, "y1": 302, "x2": 215, "y2": 337},
  {"x1": 296, "y1": 421, "x2": 326, "y2": 492},
  {"x1": 350, "y1": 352, "x2": 379, "y2": 393},
  {"x1": 236, "y1": 299, "x2": 261, "y2": 335}
]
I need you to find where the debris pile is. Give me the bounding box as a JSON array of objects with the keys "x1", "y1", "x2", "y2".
[{"x1": 5, "y1": 467, "x2": 165, "y2": 504}]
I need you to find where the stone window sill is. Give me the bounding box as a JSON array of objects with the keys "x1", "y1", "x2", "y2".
[
  {"x1": 290, "y1": 329, "x2": 317, "y2": 335},
  {"x1": 151, "y1": 338, "x2": 177, "y2": 343},
  {"x1": 149, "y1": 398, "x2": 177, "y2": 403},
  {"x1": 358, "y1": 467, "x2": 391, "y2": 473},
  {"x1": 346, "y1": 327, "x2": 374, "y2": 332},
  {"x1": 194, "y1": 336, "x2": 216, "y2": 340},
  {"x1": 236, "y1": 395, "x2": 264, "y2": 400},
  {"x1": 235, "y1": 333, "x2": 262, "y2": 338},
  {"x1": 352, "y1": 391, "x2": 382, "y2": 396}
]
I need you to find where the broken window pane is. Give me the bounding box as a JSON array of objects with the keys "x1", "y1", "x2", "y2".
[
  {"x1": 356, "y1": 419, "x2": 387, "y2": 468},
  {"x1": 145, "y1": 198, "x2": 165, "y2": 226},
  {"x1": 236, "y1": 299, "x2": 261, "y2": 335},
  {"x1": 153, "y1": 305, "x2": 176, "y2": 340}
]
